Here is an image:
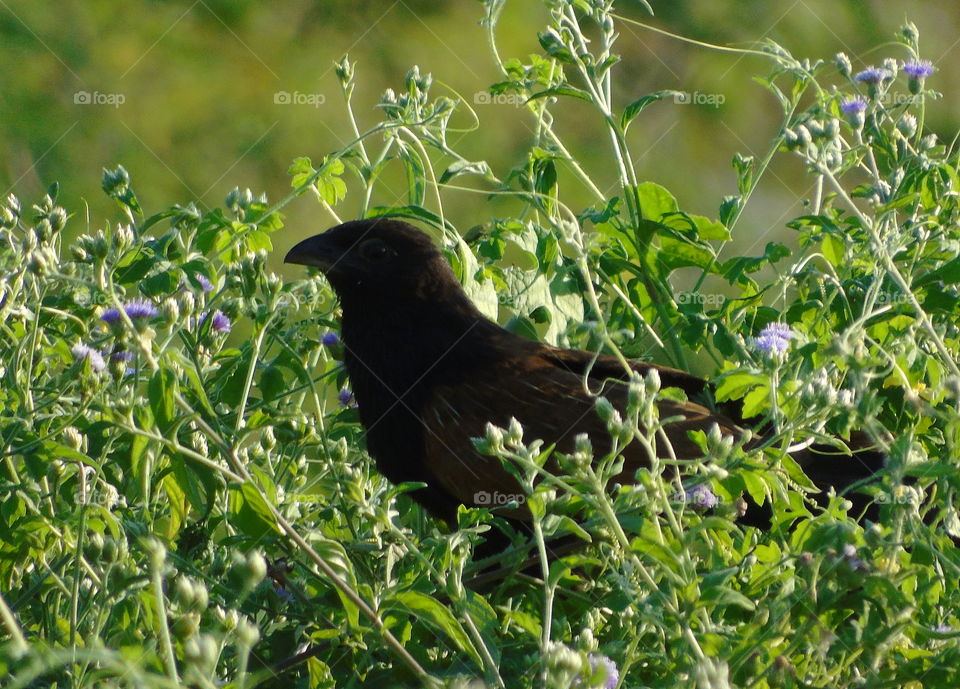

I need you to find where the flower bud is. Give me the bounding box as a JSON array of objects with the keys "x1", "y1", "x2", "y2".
[
  {"x1": 835, "y1": 52, "x2": 852, "y2": 77},
  {"x1": 334, "y1": 54, "x2": 354, "y2": 85},
  {"x1": 64, "y1": 426, "x2": 84, "y2": 452},
  {"x1": 506, "y1": 417, "x2": 524, "y2": 448},
  {"x1": 162, "y1": 297, "x2": 180, "y2": 325},
  {"x1": 236, "y1": 617, "x2": 260, "y2": 646},
  {"x1": 897, "y1": 114, "x2": 918, "y2": 138}
]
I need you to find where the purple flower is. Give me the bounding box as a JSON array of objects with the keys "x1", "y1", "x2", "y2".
[
  {"x1": 195, "y1": 274, "x2": 214, "y2": 292},
  {"x1": 71, "y1": 343, "x2": 106, "y2": 372},
  {"x1": 575, "y1": 654, "x2": 618, "y2": 689},
  {"x1": 840, "y1": 96, "x2": 867, "y2": 129},
  {"x1": 840, "y1": 96, "x2": 868, "y2": 129},
  {"x1": 110, "y1": 350, "x2": 134, "y2": 363},
  {"x1": 753, "y1": 322, "x2": 793, "y2": 355},
  {"x1": 935, "y1": 623, "x2": 952, "y2": 633},
  {"x1": 840, "y1": 97, "x2": 867, "y2": 116},
  {"x1": 686, "y1": 484, "x2": 719, "y2": 510},
  {"x1": 903, "y1": 59, "x2": 935, "y2": 80},
  {"x1": 903, "y1": 59, "x2": 935, "y2": 94},
  {"x1": 124, "y1": 298, "x2": 159, "y2": 320},
  {"x1": 200, "y1": 310, "x2": 231, "y2": 333},
  {"x1": 101, "y1": 298, "x2": 158, "y2": 324},
  {"x1": 338, "y1": 388, "x2": 356, "y2": 408},
  {"x1": 321, "y1": 332, "x2": 340, "y2": 347},
  {"x1": 273, "y1": 586, "x2": 295, "y2": 603},
  {"x1": 854, "y1": 67, "x2": 890, "y2": 85}
]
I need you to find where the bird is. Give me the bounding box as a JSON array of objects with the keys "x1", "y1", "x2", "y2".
[{"x1": 284, "y1": 218, "x2": 883, "y2": 546}]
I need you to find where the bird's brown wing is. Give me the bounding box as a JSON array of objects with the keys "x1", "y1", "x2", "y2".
[
  {"x1": 419, "y1": 351, "x2": 741, "y2": 521},
  {"x1": 540, "y1": 346, "x2": 710, "y2": 400}
]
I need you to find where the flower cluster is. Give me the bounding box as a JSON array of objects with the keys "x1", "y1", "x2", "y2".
[
  {"x1": 753, "y1": 322, "x2": 794, "y2": 356},
  {"x1": 199, "y1": 310, "x2": 232, "y2": 333},
  {"x1": 101, "y1": 298, "x2": 158, "y2": 324},
  {"x1": 194, "y1": 274, "x2": 214, "y2": 292},
  {"x1": 686, "y1": 484, "x2": 719, "y2": 510},
  {"x1": 338, "y1": 388, "x2": 356, "y2": 408},
  {"x1": 71, "y1": 343, "x2": 106, "y2": 373},
  {"x1": 573, "y1": 654, "x2": 619, "y2": 689}
]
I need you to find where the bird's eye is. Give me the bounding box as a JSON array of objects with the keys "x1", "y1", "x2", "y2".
[{"x1": 358, "y1": 238, "x2": 391, "y2": 261}]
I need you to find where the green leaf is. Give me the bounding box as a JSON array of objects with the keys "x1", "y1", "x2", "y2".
[
  {"x1": 720, "y1": 242, "x2": 790, "y2": 286},
  {"x1": 703, "y1": 585, "x2": 757, "y2": 611},
  {"x1": 388, "y1": 591, "x2": 483, "y2": 669},
  {"x1": 161, "y1": 472, "x2": 188, "y2": 540},
  {"x1": 621, "y1": 90, "x2": 677, "y2": 131},
  {"x1": 309, "y1": 536, "x2": 360, "y2": 627},
  {"x1": 397, "y1": 144, "x2": 426, "y2": 207},
  {"x1": 244, "y1": 229, "x2": 272, "y2": 253},
  {"x1": 688, "y1": 214, "x2": 731, "y2": 241},
  {"x1": 636, "y1": 181, "x2": 679, "y2": 220},
  {"x1": 715, "y1": 371, "x2": 766, "y2": 402},
  {"x1": 366, "y1": 205, "x2": 451, "y2": 231},
  {"x1": 719, "y1": 195, "x2": 742, "y2": 227},
  {"x1": 231, "y1": 483, "x2": 279, "y2": 540},
  {"x1": 259, "y1": 365, "x2": 285, "y2": 404},
  {"x1": 148, "y1": 369, "x2": 178, "y2": 431},
  {"x1": 439, "y1": 159, "x2": 495, "y2": 184},
  {"x1": 656, "y1": 234, "x2": 715, "y2": 273},
  {"x1": 140, "y1": 269, "x2": 180, "y2": 297},
  {"x1": 537, "y1": 31, "x2": 575, "y2": 63},
  {"x1": 171, "y1": 452, "x2": 219, "y2": 517},
  {"x1": 526, "y1": 85, "x2": 592, "y2": 103},
  {"x1": 821, "y1": 234, "x2": 845, "y2": 266},
  {"x1": 741, "y1": 384, "x2": 771, "y2": 418},
  {"x1": 916, "y1": 256, "x2": 960, "y2": 287},
  {"x1": 289, "y1": 156, "x2": 317, "y2": 189},
  {"x1": 741, "y1": 470, "x2": 768, "y2": 507}
]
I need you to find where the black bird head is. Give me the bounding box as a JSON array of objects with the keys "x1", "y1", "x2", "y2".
[{"x1": 284, "y1": 218, "x2": 465, "y2": 305}]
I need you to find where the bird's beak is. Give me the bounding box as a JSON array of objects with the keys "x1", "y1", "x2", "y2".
[{"x1": 284, "y1": 233, "x2": 337, "y2": 270}]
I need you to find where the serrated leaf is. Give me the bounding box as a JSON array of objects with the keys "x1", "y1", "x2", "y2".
[
  {"x1": 715, "y1": 371, "x2": 766, "y2": 402},
  {"x1": 636, "y1": 181, "x2": 678, "y2": 220}
]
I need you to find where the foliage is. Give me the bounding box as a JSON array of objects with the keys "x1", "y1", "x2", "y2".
[{"x1": 1, "y1": 2, "x2": 959, "y2": 688}]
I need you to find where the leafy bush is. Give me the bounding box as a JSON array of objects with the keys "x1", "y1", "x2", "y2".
[{"x1": 2, "y1": 1, "x2": 959, "y2": 688}]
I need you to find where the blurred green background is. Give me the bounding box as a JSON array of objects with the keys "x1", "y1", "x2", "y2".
[{"x1": 2, "y1": 0, "x2": 957, "y2": 267}]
